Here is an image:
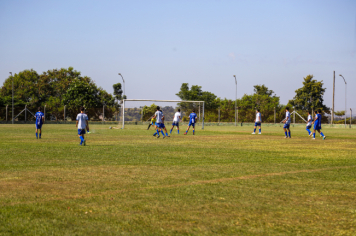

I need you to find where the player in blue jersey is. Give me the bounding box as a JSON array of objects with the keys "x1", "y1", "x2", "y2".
[
  {"x1": 306, "y1": 110, "x2": 313, "y2": 136},
  {"x1": 282, "y1": 107, "x2": 291, "y2": 138},
  {"x1": 252, "y1": 109, "x2": 262, "y2": 134},
  {"x1": 184, "y1": 109, "x2": 198, "y2": 135},
  {"x1": 76, "y1": 107, "x2": 89, "y2": 146},
  {"x1": 35, "y1": 107, "x2": 44, "y2": 139},
  {"x1": 312, "y1": 109, "x2": 326, "y2": 140}
]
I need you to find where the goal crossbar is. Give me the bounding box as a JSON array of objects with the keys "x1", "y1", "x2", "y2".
[{"x1": 121, "y1": 99, "x2": 205, "y2": 129}]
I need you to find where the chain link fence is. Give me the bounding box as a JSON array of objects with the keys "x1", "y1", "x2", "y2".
[{"x1": 1, "y1": 105, "x2": 355, "y2": 127}]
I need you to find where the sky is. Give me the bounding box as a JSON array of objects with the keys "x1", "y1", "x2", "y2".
[{"x1": 0, "y1": 0, "x2": 355, "y2": 112}]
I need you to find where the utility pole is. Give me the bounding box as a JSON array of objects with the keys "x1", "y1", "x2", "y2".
[
  {"x1": 339, "y1": 74, "x2": 347, "y2": 128},
  {"x1": 233, "y1": 75, "x2": 237, "y2": 126},
  {"x1": 332, "y1": 71, "x2": 335, "y2": 125},
  {"x1": 350, "y1": 108, "x2": 352, "y2": 128},
  {"x1": 10, "y1": 72, "x2": 13, "y2": 124}
]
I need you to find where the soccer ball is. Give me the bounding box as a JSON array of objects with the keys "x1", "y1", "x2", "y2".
[{"x1": 109, "y1": 126, "x2": 112, "y2": 129}]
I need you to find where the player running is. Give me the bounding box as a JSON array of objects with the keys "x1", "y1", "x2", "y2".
[
  {"x1": 35, "y1": 107, "x2": 44, "y2": 139},
  {"x1": 184, "y1": 109, "x2": 197, "y2": 135},
  {"x1": 76, "y1": 106, "x2": 89, "y2": 146},
  {"x1": 312, "y1": 109, "x2": 326, "y2": 140},
  {"x1": 147, "y1": 116, "x2": 156, "y2": 130},
  {"x1": 160, "y1": 111, "x2": 170, "y2": 138},
  {"x1": 170, "y1": 109, "x2": 182, "y2": 134},
  {"x1": 152, "y1": 106, "x2": 168, "y2": 138},
  {"x1": 252, "y1": 109, "x2": 262, "y2": 134},
  {"x1": 306, "y1": 110, "x2": 313, "y2": 136},
  {"x1": 283, "y1": 107, "x2": 291, "y2": 138}
]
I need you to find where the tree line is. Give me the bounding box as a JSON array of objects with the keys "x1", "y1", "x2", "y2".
[
  {"x1": 0, "y1": 67, "x2": 123, "y2": 121},
  {"x1": 1, "y1": 67, "x2": 349, "y2": 123}
]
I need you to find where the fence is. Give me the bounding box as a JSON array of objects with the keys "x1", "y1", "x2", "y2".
[{"x1": 1, "y1": 105, "x2": 355, "y2": 128}]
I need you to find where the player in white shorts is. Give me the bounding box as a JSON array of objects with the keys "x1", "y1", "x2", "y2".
[{"x1": 170, "y1": 109, "x2": 182, "y2": 134}]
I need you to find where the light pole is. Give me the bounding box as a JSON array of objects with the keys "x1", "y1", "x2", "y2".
[
  {"x1": 118, "y1": 73, "x2": 125, "y2": 99},
  {"x1": 9, "y1": 72, "x2": 13, "y2": 124},
  {"x1": 339, "y1": 74, "x2": 347, "y2": 128},
  {"x1": 233, "y1": 75, "x2": 237, "y2": 126}
]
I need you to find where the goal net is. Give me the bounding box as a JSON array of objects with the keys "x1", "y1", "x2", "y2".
[{"x1": 120, "y1": 99, "x2": 205, "y2": 129}]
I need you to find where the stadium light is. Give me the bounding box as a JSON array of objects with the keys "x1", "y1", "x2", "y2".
[
  {"x1": 9, "y1": 72, "x2": 13, "y2": 124},
  {"x1": 118, "y1": 73, "x2": 125, "y2": 99},
  {"x1": 233, "y1": 75, "x2": 237, "y2": 126},
  {"x1": 339, "y1": 74, "x2": 347, "y2": 128}
]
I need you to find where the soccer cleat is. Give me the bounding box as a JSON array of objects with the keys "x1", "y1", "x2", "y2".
[
  {"x1": 157, "y1": 135, "x2": 160, "y2": 138},
  {"x1": 258, "y1": 132, "x2": 261, "y2": 134},
  {"x1": 312, "y1": 138, "x2": 315, "y2": 140},
  {"x1": 323, "y1": 136, "x2": 326, "y2": 140},
  {"x1": 39, "y1": 137, "x2": 41, "y2": 139},
  {"x1": 166, "y1": 135, "x2": 170, "y2": 137},
  {"x1": 36, "y1": 136, "x2": 38, "y2": 139},
  {"x1": 162, "y1": 136, "x2": 165, "y2": 139},
  {"x1": 184, "y1": 133, "x2": 187, "y2": 135},
  {"x1": 284, "y1": 136, "x2": 288, "y2": 138},
  {"x1": 252, "y1": 132, "x2": 255, "y2": 134},
  {"x1": 153, "y1": 133, "x2": 157, "y2": 137},
  {"x1": 309, "y1": 133, "x2": 313, "y2": 137},
  {"x1": 79, "y1": 143, "x2": 82, "y2": 146},
  {"x1": 83, "y1": 140, "x2": 86, "y2": 146}
]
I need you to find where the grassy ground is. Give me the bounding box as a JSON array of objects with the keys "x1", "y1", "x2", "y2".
[{"x1": 0, "y1": 124, "x2": 355, "y2": 235}]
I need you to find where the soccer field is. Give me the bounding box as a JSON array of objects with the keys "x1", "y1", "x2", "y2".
[{"x1": 0, "y1": 124, "x2": 355, "y2": 235}]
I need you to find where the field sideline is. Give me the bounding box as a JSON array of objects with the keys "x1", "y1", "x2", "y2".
[{"x1": 0, "y1": 124, "x2": 355, "y2": 235}]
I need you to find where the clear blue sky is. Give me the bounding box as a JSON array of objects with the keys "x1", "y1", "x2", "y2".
[{"x1": 1, "y1": 0, "x2": 355, "y2": 111}]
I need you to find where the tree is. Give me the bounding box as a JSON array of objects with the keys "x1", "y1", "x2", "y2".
[
  {"x1": 175, "y1": 83, "x2": 218, "y2": 109},
  {"x1": 113, "y1": 83, "x2": 124, "y2": 101},
  {"x1": 289, "y1": 75, "x2": 329, "y2": 112},
  {"x1": 142, "y1": 104, "x2": 157, "y2": 121},
  {"x1": 0, "y1": 67, "x2": 117, "y2": 121},
  {"x1": 235, "y1": 84, "x2": 281, "y2": 122}
]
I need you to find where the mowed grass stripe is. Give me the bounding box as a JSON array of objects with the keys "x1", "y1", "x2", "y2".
[{"x1": 0, "y1": 124, "x2": 356, "y2": 235}]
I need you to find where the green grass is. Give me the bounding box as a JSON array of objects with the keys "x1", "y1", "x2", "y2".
[{"x1": 0, "y1": 124, "x2": 356, "y2": 235}]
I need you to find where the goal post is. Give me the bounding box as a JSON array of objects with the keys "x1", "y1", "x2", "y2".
[{"x1": 121, "y1": 99, "x2": 205, "y2": 129}]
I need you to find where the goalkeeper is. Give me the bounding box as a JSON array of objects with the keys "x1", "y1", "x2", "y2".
[{"x1": 147, "y1": 115, "x2": 156, "y2": 130}]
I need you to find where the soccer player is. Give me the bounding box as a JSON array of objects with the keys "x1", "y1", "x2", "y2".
[
  {"x1": 76, "y1": 106, "x2": 89, "y2": 146},
  {"x1": 312, "y1": 109, "x2": 326, "y2": 140},
  {"x1": 160, "y1": 112, "x2": 170, "y2": 138},
  {"x1": 306, "y1": 110, "x2": 313, "y2": 136},
  {"x1": 184, "y1": 109, "x2": 197, "y2": 135},
  {"x1": 170, "y1": 109, "x2": 182, "y2": 134},
  {"x1": 147, "y1": 115, "x2": 156, "y2": 130},
  {"x1": 283, "y1": 107, "x2": 291, "y2": 138},
  {"x1": 35, "y1": 107, "x2": 44, "y2": 139},
  {"x1": 252, "y1": 109, "x2": 262, "y2": 134},
  {"x1": 152, "y1": 106, "x2": 165, "y2": 138}
]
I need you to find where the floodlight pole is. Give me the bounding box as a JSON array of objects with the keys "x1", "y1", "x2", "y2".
[
  {"x1": 350, "y1": 108, "x2": 352, "y2": 128},
  {"x1": 10, "y1": 72, "x2": 13, "y2": 124},
  {"x1": 118, "y1": 73, "x2": 125, "y2": 99},
  {"x1": 233, "y1": 75, "x2": 237, "y2": 126},
  {"x1": 339, "y1": 74, "x2": 347, "y2": 128}
]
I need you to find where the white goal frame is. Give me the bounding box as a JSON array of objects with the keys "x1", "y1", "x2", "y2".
[{"x1": 121, "y1": 99, "x2": 205, "y2": 129}]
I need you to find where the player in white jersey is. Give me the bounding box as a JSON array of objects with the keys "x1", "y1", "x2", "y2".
[
  {"x1": 152, "y1": 106, "x2": 169, "y2": 138},
  {"x1": 252, "y1": 109, "x2": 262, "y2": 134},
  {"x1": 282, "y1": 107, "x2": 291, "y2": 138},
  {"x1": 170, "y1": 109, "x2": 182, "y2": 134},
  {"x1": 306, "y1": 110, "x2": 313, "y2": 136},
  {"x1": 76, "y1": 106, "x2": 89, "y2": 146}
]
